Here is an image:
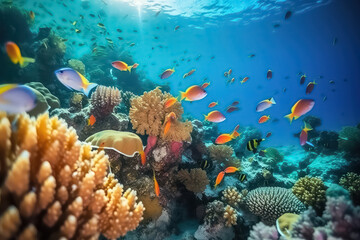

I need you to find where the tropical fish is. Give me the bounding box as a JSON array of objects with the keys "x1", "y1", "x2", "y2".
[
  {"x1": 97, "y1": 23, "x2": 106, "y2": 28},
  {"x1": 29, "y1": 11, "x2": 35, "y2": 20},
  {"x1": 164, "y1": 97, "x2": 177, "y2": 109},
  {"x1": 284, "y1": 99, "x2": 315, "y2": 123},
  {"x1": 183, "y1": 69, "x2": 196, "y2": 78},
  {"x1": 228, "y1": 77, "x2": 235, "y2": 84},
  {"x1": 241, "y1": 77, "x2": 249, "y2": 84},
  {"x1": 54, "y1": 68, "x2": 98, "y2": 97},
  {"x1": 300, "y1": 74, "x2": 306, "y2": 85},
  {"x1": 153, "y1": 170, "x2": 160, "y2": 197},
  {"x1": 204, "y1": 110, "x2": 226, "y2": 123},
  {"x1": 231, "y1": 101, "x2": 239, "y2": 106},
  {"x1": 226, "y1": 106, "x2": 239, "y2": 113},
  {"x1": 224, "y1": 166, "x2": 240, "y2": 174},
  {"x1": 248, "y1": 54, "x2": 255, "y2": 58},
  {"x1": 180, "y1": 85, "x2": 207, "y2": 101},
  {"x1": 256, "y1": 97, "x2": 276, "y2": 112},
  {"x1": 300, "y1": 122, "x2": 312, "y2": 146},
  {"x1": 139, "y1": 150, "x2": 146, "y2": 165},
  {"x1": 329, "y1": 80, "x2": 335, "y2": 84},
  {"x1": 208, "y1": 102, "x2": 218, "y2": 108},
  {"x1": 214, "y1": 171, "x2": 225, "y2": 188},
  {"x1": 0, "y1": 84, "x2": 37, "y2": 113},
  {"x1": 174, "y1": 25, "x2": 180, "y2": 31},
  {"x1": 5, "y1": 41, "x2": 35, "y2": 68},
  {"x1": 88, "y1": 114, "x2": 96, "y2": 126},
  {"x1": 224, "y1": 69, "x2": 232, "y2": 77},
  {"x1": 247, "y1": 138, "x2": 265, "y2": 153},
  {"x1": 75, "y1": 29, "x2": 81, "y2": 33},
  {"x1": 160, "y1": 68, "x2": 175, "y2": 79},
  {"x1": 215, "y1": 124, "x2": 240, "y2": 144},
  {"x1": 72, "y1": 20, "x2": 77, "y2": 26},
  {"x1": 132, "y1": 63, "x2": 139, "y2": 69},
  {"x1": 112, "y1": 61, "x2": 137, "y2": 72},
  {"x1": 285, "y1": 11, "x2": 292, "y2": 20},
  {"x1": 201, "y1": 82, "x2": 210, "y2": 89},
  {"x1": 273, "y1": 23, "x2": 281, "y2": 28},
  {"x1": 258, "y1": 115, "x2": 270, "y2": 124},
  {"x1": 267, "y1": 70, "x2": 272, "y2": 79},
  {"x1": 266, "y1": 132, "x2": 272, "y2": 138},
  {"x1": 130, "y1": 43, "x2": 135, "y2": 47},
  {"x1": 306, "y1": 81, "x2": 316, "y2": 94},
  {"x1": 238, "y1": 173, "x2": 247, "y2": 182},
  {"x1": 200, "y1": 159, "x2": 213, "y2": 170},
  {"x1": 164, "y1": 112, "x2": 177, "y2": 136}
]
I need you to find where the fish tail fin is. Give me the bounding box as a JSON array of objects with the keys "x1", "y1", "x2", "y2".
[
  {"x1": 304, "y1": 122, "x2": 313, "y2": 132},
  {"x1": 128, "y1": 65, "x2": 133, "y2": 73},
  {"x1": 82, "y1": 83, "x2": 98, "y2": 97},
  {"x1": 180, "y1": 91, "x2": 186, "y2": 101},
  {"x1": 231, "y1": 130, "x2": 240, "y2": 139},
  {"x1": 204, "y1": 114, "x2": 208, "y2": 121},
  {"x1": 284, "y1": 113, "x2": 294, "y2": 123},
  {"x1": 140, "y1": 150, "x2": 146, "y2": 165},
  {"x1": 19, "y1": 57, "x2": 35, "y2": 68},
  {"x1": 294, "y1": 115, "x2": 300, "y2": 120},
  {"x1": 270, "y1": 97, "x2": 276, "y2": 104},
  {"x1": 241, "y1": 81, "x2": 244, "y2": 84}
]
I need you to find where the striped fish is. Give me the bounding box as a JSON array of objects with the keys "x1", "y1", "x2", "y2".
[
  {"x1": 247, "y1": 138, "x2": 265, "y2": 153},
  {"x1": 238, "y1": 173, "x2": 247, "y2": 182}
]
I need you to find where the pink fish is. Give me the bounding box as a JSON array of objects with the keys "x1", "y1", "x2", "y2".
[
  {"x1": 306, "y1": 81, "x2": 316, "y2": 94},
  {"x1": 226, "y1": 106, "x2": 239, "y2": 113},
  {"x1": 300, "y1": 122, "x2": 312, "y2": 146},
  {"x1": 256, "y1": 97, "x2": 276, "y2": 112},
  {"x1": 285, "y1": 99, "x2": 315, "y2": 123},
  {"x1": 204, "y1": 110, "x2": 226, "y2": 123}
]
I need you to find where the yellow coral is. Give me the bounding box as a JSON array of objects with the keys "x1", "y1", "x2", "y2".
[
  {"x1": 292, "y1": 176, "x2": 326, "y2": 211},
  {"x1": 0, "y1": 112, "x2": 144, "y2": 239},
  {"x1": 223, "y1": 205, "x2": 237, "y2": 227},
  {"x1": 276, "y1": 213, "x2": 299, "y2": 238},
  {"x1": 221, "y1": 187, "x2": 245, "y2": 208},
  {"x1": 138, "y1": 194, "x2": 163, "y2": 221},
  {"x1": 129, "y1": 87, "x2": 192, "y2": 142},
  {"x1": 177, "y1": 168, "x2": 209, "y2": 193}
]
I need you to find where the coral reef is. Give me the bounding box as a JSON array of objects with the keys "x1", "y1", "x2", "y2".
[
  {"x1": 223, "y1": 205, "x2": 237, "y2": 227},
  {"x1": 263, "y1": 147, "x2": 284, "y2": 166},
  {"x1": 90, "y1": 85, "x2": 121, "y2": 117},
  {"x1": 138, "y1": 195, "x2": 163, "y2": 221},
  {"x1": 290, "y1": 197, "x2": 360, "y2": 239},
  {"x1": 221, "y1": 186, "x2": 245, "y2": 208},
  {"x1": 177, "y1": 168, "x2": 209, "y2": 193},
  {"x1": 68, "y1": 59, "x2": 85, "y2": 75},
  {"x1": 129, "y1": 87, "x2": 192, "y2": 142},
  {"x1": 338, "y1": 126, "x2": 360, "y2": 156},
  {"x1": 204, "y1": 200, "x2": 225, "y2": 225},
  {"x1": 25, "y1": 82, "x2": 60, "y2": 116},
  {"x1": 248, "y1": 222, "x2": 279, "y2": 240},
  {"x1": 339, "y1": 172, "x2": 360, "y2": 205},
  {"x1": 292, "y1": 176, "x2": 327, "y2": 211},
  {"x1": 208, "y1": 144, "x2": 240, "y2": 167},
  {"x1": 0, "y1": 112, "x2": 144, "y2": 239},
  {"x1": 245, "y1": 187, "x2": 306, "y2": 224},
  {"x1": 119, "y1": 90, "x2": 138, "y2": 114}
]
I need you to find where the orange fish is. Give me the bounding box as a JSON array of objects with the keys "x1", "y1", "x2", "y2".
[
  {"x1": 201, "y1": 82, "x2": 210, "y2": 89},
  {"x1": 29, "y1": 11, "x2": 35, "y2": 21},
  {"x1": 160, "y1": 68, "x2": 175, "y2": 79},
  {"x1": 5, "y1": 41, "x2": 35, "y2": 68},
  {"x1": 208, "y1": 102, "x2": 218, "y2": 108},
  {"x1": 224, "y1": 166, "x2": 240, "y2": 174},
  {"x1": 215, "y1": 124, "x2": 240, "y2": 144},
  {"x1": 140, "y1": 150, "x2": 146, "y2": 165},
  {"x1": 204, "y1": 110, "x2": 226, "y2": 123},
  {"x1": 285, "y1": 99, "x2": 315, "y2": 123},
  {"x1": 183, "y1": 69, "x2": 196, "y2": 78},
  {"x1": 132, "y1": 63, "x2": 139, "y2": 69},
  {"x1": 164, "y1": 97, "x2": 177, "y2": 109},
  {"x1": 180, "y1": 85, "x2": 207, "y2": 101},
  {"x1": 88, "y1": 114, "x2": 96, "y2": 126},
  {"x1": 258, "y1": 115, "x2": 270, "y2": 124},
  {"x1": 241, "y1": 77, "x2": 249, "y2": 84},
  {"x1": 112, "y1": 61, "x2": 136, "y2": 72},
  {"x1": 164, "y1": 112, "x2": 177, "y2": 135},
  {"x1": 153, "y1": 170, "x2": 160, "y2": 197},
  {"x1": 214, "y1": 171, "x2": 225, "y2": 188}
]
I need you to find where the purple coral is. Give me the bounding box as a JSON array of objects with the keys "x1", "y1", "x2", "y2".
[{"x1": 248, "y1": 222, "x2": 279, "y2": 240}]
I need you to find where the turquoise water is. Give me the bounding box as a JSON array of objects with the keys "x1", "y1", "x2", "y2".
[{"x1": 1, "y1": 0, "x2": 360, "y2": 239}]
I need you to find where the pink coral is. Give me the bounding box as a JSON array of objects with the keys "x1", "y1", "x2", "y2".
[
  {"x1": 145, "y1": 135, "x2": 158, "y2": 155},
  {"x1": 170, "y1": 141, "x2": 183, "y2": 159}
]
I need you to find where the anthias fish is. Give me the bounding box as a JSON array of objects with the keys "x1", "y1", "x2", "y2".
[
  {"x1": 180, "y1": 85, "x2": 207, "y2": 101},
  {"x1": 208, "y1": 102, "x2": 218, "y2": 108},
  {"x1": 285, "y1": 99, "x2": 315, "y2": 123},
  {"x1": 164, "y1": 97, "x2": 178, "y2": 109},
  {"x1": 300, "y1": 122, "x2": 312, "y2": 146},
  {"x1": 306, "y1": 81, "x2": 317, "y2": 94},
  {"x1": 112, "y1": 61, "x2": 137, "y2": 72},
  {"x1": 258, "y1": 115, "x2": 270, "y2": 124},
  {"x1": 215, "y1": 124, "x2": 240, "y2": 144},
  {"x1": 204, "y1": 110, "x2": 226, "y2": 123},
  {"x1": 5, "y1": 41, "x2": 35, "y2": 68},
  {"x1": 160, "y1": 68, "x2": 175, "y2": 79},
  {"x1": 163, "y1": 112, "x2": 177, "y2": 136},
  {"x1": 214, "y1": 171, "x2": 225, "y2": 188}
]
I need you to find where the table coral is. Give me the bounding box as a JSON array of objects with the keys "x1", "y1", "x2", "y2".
[
  {"x1": 90, "y1": 85, "x2": 121, "y2": 117},
  {"x1": 292, "y1": 176, "x2": 327, "y2": 212},
  {"x1": 339, "y1": 172, "x2": 360, "y2": 205},
  {"x1": 129, "y1": 87, "x2": 192, "y2": 142},
  {"x1": 223, "y1": 205, "x2": 237, "y2": 227},
  {"x1": 245, "y1": 187, "x2": 306, "y2": 225},
  {"x1": 0, "y1": 112, "x2": 144, "y2": 239},
  {"x1": 221, "y1": 186, "x2": 245, "y2": 208},
  {"x1": 177, "y1": 168, "x2": 209, "y2": 193}
]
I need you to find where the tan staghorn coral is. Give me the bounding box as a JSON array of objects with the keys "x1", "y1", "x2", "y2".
[
  {"x1": 221, "y1": 187, "x2": 245, "y2": 208},
  {"x1": 292, "y1": 176, "x2": 327, "y2": 211},
  {"x1": 91, "y1": 85, "x2": 121, "y2": 116},
  {"x1": 223, "y1": 205, "x2": 237, "y2": 227},
  {"x1": 0, "y1": 112, "x2": 143, "y2": 239},
  {"x1": 129, "y1": 87, "x2": 192, "y2": 142},
  {"x1": 177, "y1": 168, "x2": 209, "y2": 193}
]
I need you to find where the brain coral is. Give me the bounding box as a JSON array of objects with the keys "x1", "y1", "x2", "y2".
[
  {"x1": 177, "y1": 168, "x2": 209, "y2": 193},
  {"x1": 292, "y1": 176, "x2": 327, "y2": 211},
  {"x1": 90, "y1": 85, "x2": 121, "y2": 116},
  {"x1": 129, "y1": 87, "x2": 192, "y2": 142},
  {"x1": 0, "y1": 112, "x2": 144, "y2": 239},
  {"x1": 245, "y1": 187, "x2": 306, "y2": 225}
]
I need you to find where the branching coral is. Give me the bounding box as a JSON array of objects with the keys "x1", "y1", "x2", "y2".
[
  {"x1": 177, "y1": 168, "x2": 209, "y2": 193},
  {"x1": 223, "y1": 205, "x2": 237, "y2": 227},
  {"x1": 290, "y1": 197, "x2": 360, "y2": 239},
  {"x1": 221, "y1": 187, "x2": 245, "y2": 208},
  {"x1": 338, "y1": 126, "x2": 360, "y2": 156},
  {"x1": 292, "y1": 176, "x2": 327, "y2": 211},
  {"x1": 245, "y1": 187, "x2": 306, "y2": 225},
  {"x1": 90, "y1": 85, "x2": 121, "y2": 116},
  {"x1": 263, "y1": 147, "x2": 283, "y2": 166},
  {"x1": 129, "y1": 87, "x2": 192, "y2": 142},
  {"x1": 339, "y1": 172, "x2": 360, "y2": 205},
  {"x1": 0, "y1": 112, "x2": 144, "y2": 239}
]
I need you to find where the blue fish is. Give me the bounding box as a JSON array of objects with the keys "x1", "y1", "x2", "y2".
[
  {"x1": 0, "y1": 84, "x2": 37, "y2": 113},
  {"x1": 54, "y1": 68, "x2": 98, "y2": 97}
]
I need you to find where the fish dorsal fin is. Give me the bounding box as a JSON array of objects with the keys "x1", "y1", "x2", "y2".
[{"x1": 0, "y1": 84, "x2": 18, "y2": 95}]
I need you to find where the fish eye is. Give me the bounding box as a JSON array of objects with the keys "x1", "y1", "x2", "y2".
[{"x1": 60, "y1": 70, "x2": 63, "y2": 73}]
